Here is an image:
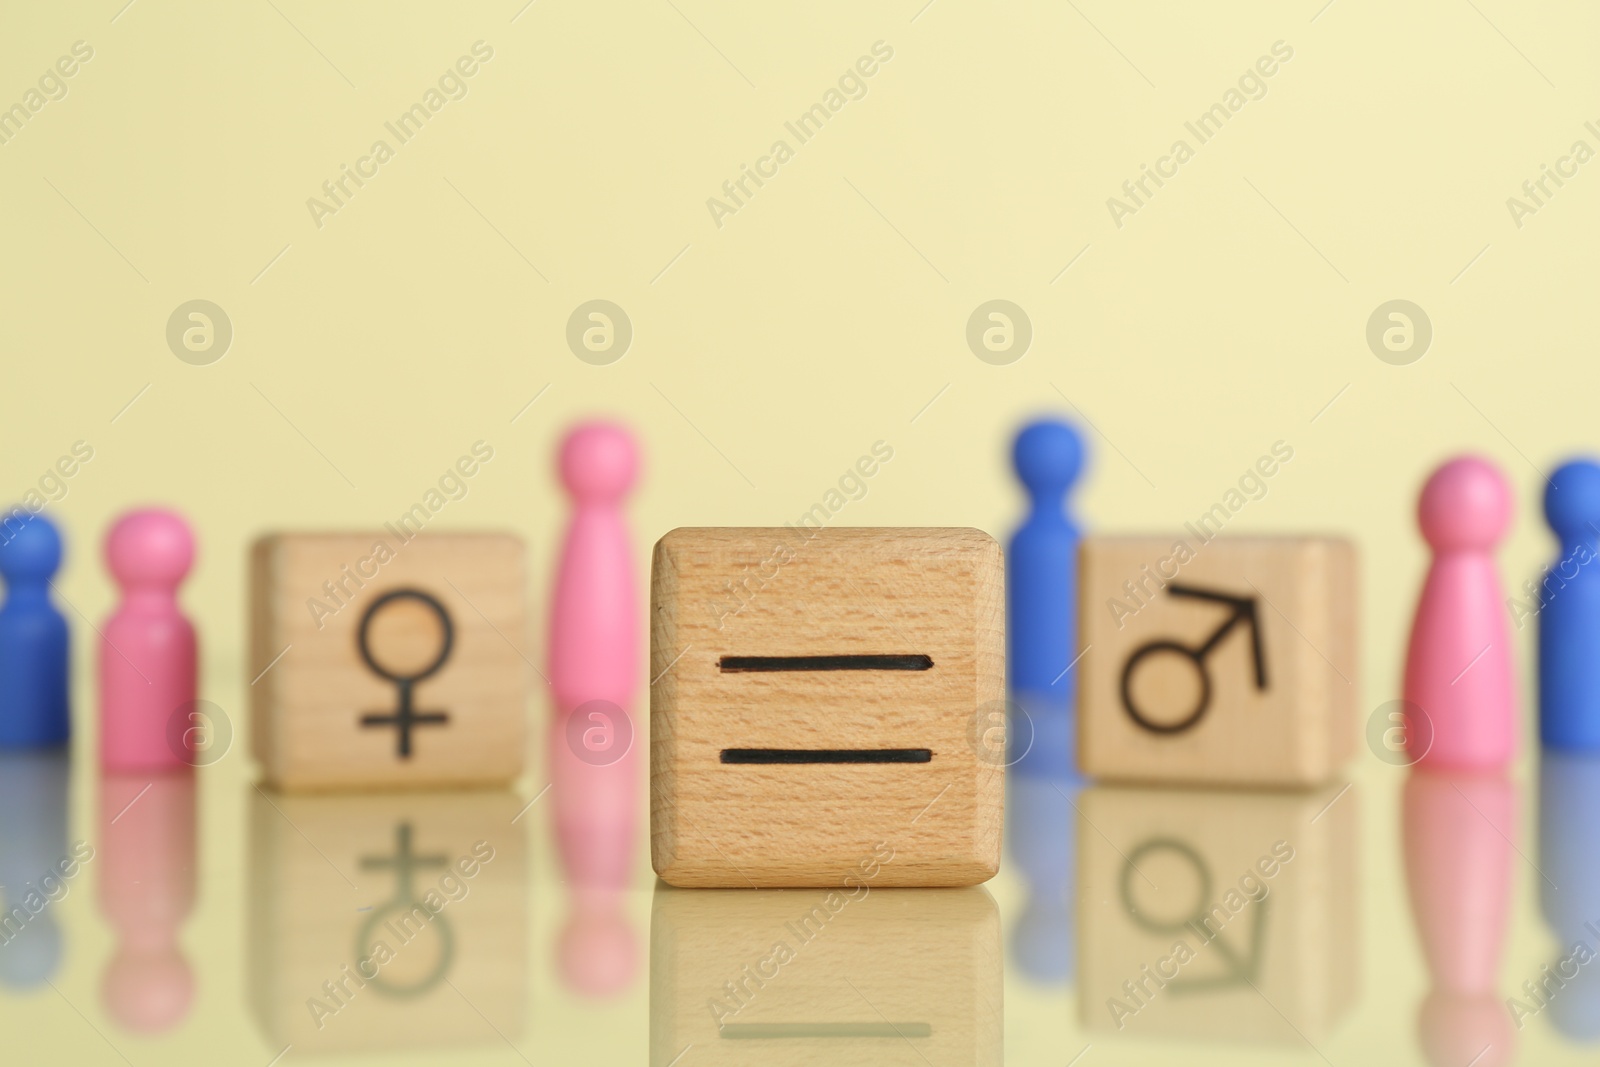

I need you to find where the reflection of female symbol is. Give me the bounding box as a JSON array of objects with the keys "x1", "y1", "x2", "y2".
[
  {"x1": 1120, "y1": 584, "x2": 1267, "y2": 735},
  {"x1": 358, "y1": 589, "x2": 453, "y2": 758},
  {"x1": 355, "y1": 823, "x2": 454, "y2": 998}
]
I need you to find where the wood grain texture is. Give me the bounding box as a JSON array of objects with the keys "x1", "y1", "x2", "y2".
[
  {"x1": 651, "y1": 885, "x2": 1002, "y2": 1066},
  {"x1": 1076, "y1": 782, "x2": 1358, "y2": 1042},
  {"x1": 250, "y1": 533, "x2": 528, "y2": 791},
  {"x1": 246, "y1": 788, "x2": 527, "y2": 1051},
  {"x1": 1078, "y1": 536, "x2": 1358, "y2": 786},
  {"x1": 651, "y1": 527, "x2": 1004, "y2": 888}
]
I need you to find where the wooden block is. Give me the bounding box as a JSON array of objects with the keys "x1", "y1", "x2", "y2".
[
  {"x1": 651, "y1": 885, "x2": 1001, "y2": 1065},
  {"x1": 1078, "y1": 535, "x2": 1357, "y2": 786},
  {"x1": 250, "y1": 532, "x2": 528, "y2": 791},
  {"x1": 246, "y1": 788, "x2": 527, "y2": 1052},
  {"x1": 1077, "y1": 782, "x2": 1359, "y2": 1043},
  {"x1": 650, "y1": 527, "x2": 1003, "y2": 887}
]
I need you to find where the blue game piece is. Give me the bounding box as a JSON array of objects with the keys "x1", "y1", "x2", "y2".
[
  {"x1": 1538, "y1": 749, "x2": 1600, "y2": 1039},
  {"x1": 0, "y1": 512, "x2": 70, "y2": 747},
  {"x1": 1008, "y1": 419, "x2": 1085, "y2": 774},
  {"x1": 1540, "y1": 460, "x2": 1600, "y2": 750}
]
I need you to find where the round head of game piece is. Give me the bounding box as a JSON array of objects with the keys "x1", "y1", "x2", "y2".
[
  {"x1": 105, "y1": 509, "x2": 194, "y2": 592},
  {"x1": 0, "y1": 510, "x2": 62, "y2": 585},
  {"x1": 1544, "y1": 458, "x2": 1600, "y2": 546},
  {"x1": 1013, "y1": 419, "x2": 1084, "y2": 501},
  {"x1": 560, "y1": 421, "x2": 638, "y2": 505},
  {"x1": 1417, "y1": 456, "x2": 1512, "y2": 552}
]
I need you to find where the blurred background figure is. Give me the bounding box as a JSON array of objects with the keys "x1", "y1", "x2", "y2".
[
  {"x1": 100, "y1": 508, "x2": 198, "y2": 772},
  {"x1": 0, "y1": 513, "x2": 70, "y2": 748},
  {"x1": 1539, "y1": 459, "x2": 1600, "y2": 752},
  {"x1": 1007, "y1": 418, "x2": 1085, "y2": 775},
  {"x1": 1004, "y1": 418, "x2": 1086, "y2": 985},
  {"x1": 549, "y1": 421, "x2": 641, "y2": 997}
]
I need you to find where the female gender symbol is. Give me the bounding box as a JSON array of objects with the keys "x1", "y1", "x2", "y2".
[{"x1": 357, "y1": 589, "x2": 453, "y2": 758}]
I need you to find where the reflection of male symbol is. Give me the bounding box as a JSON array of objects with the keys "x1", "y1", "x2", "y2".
[
  {"x1": 356, "y1": 823, "x2": 454, "y2": 998},
  {"x1": 1120, "y1": 584, "x2": 1267, "y2": 735},
  {"x1": 1118, "y1": 837, "x2": 1267, "y2": 990},
  {"x1": 358, "y1": 589, "x2": 453, "y2": 758}
]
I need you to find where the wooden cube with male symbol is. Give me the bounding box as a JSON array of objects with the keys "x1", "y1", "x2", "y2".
[{"x1": 1077, "y1": 535, "x2": 1358, "y2": 786}]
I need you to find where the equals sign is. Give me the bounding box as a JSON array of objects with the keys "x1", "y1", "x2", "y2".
[{"x1": 718, "y1": 653, "x2": 935, "y2": 765}]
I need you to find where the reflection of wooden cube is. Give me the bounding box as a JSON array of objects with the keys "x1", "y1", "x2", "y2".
[
  {"x1": 247, "y1": 788, "x2": 527, "y2": 1052},
  {"x1": 650, "y1": 885, "x2": 1001, "y2": 1066},
  {"x1": 651, "y1": 528, "x2": 1004, "y2": 887},
  {"x1": 1078, "y1": 536, "x2": 1358, "y2": 786},
  {"x1": 250, "y1": 533, "x2": 528, "y2": 791},
  {"x1": 1077, "y1": 783, "x2": 1359, "y2": 1043}
]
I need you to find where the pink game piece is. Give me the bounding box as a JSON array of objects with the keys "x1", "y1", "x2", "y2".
[
  {"x1": 1403, "y1": 456, "x2": 1518, "y2": 770},
  {"x1": 100, "y1": 509, "x2": 197, "y2": 772},
  {"x1": 1403, "y1": 770, "x2": 1516, "y2": 1067},
  {"x1": 548, "y1": 422, "x2": 641, "y2": 996},
  {"x1": 549, "y1": 422, "x2": 639, "y2": 711},
  {"x1": 99, "y1": 770, "x2": 196, "y2": 1033}
]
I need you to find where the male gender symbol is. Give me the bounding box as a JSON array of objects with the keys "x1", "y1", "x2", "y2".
[
  {"x1": 1118, "y1": 835, "x2": 1267, "y2": 990},
  {"x1": 1120, "y1": 583, "x2": 1267, "y2": 736},
  {"x1": 358, "y1": 588, "x2": 453, "y2": 758}
]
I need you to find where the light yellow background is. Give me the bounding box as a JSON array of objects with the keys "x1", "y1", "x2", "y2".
[{"x1": 1, "y1": 0, "x2": 1596, "y2": 1063}]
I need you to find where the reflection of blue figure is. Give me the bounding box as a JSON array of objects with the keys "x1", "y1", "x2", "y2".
[
  {"x1": 1006, "y1": 742, "x2": 1080, "y2": 985},
  {"x1": 0, "y1": 749, "x2": 70, "y2": 988},
  {"x1": 1539, "y1": 748, "x2": 1600, "y2": 1040},
  {"x1": 1541, "y1": 461, "x2": 1600, "y2": 750},
  {"x1": 0, "y1": 513, "x2": 69, "y2": 747},
  {"x1": 1009, "y1": 420, "x2": 1085, "y2": 775}
]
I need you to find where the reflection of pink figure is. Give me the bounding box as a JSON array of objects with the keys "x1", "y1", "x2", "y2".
[
  {"x1": 549, "y1": 740, "x2": 639, "y2": 998},
  {"x1": 100, "y1": 509, "x2": 196, "y2": 771},
  {"x1": 1404, "y1": 457, "x2": 1517, "y2": 770},
  {"x1": 99, "y1": 771, "x2": 196, "y2": 1033},
  {"x1": 1403, "y1": 770, "x2": 1516, "y2": 1067},
  {"x1": 548, "y1": 422, "x2": 640, "y2": 997}
]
